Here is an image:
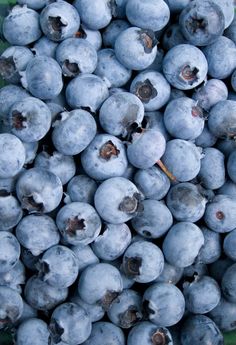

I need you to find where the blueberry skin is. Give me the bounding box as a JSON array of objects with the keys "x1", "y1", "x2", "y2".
[
  {"x1": 16, "y1": 214, "x2": 60, "y2": 256},
  {"x1": 134, "y1": 166, "x2": 170, "y2": 200},
  {"x1": 216, "y1": 138, "x2": 236, "y2": 158},
  {"x1": 3, "y1": 5, "x2": 41, "y2": 46},
  {"x1": 162, "y1": 139, "x2": 202, "y2": 182},
  {"x1": 208, "y1": 101, "x2": 236, "y2": 139},
  {"x1": 71, "y1": 244, "x2": 99, "y2": 271},
  {"x1": 66, "y1": 175, "x2": 97, "y2": 205},
  {"x1": 0, "y1": 286, "x2": 23, "y2": 327},
  {"x1": 143, "y1": 111, "x2": 171, "y2": 140},
  {"x1": 127, "y1": 129, "x2": 166, "y2": 169},
  {"x1": 162, "y1": 23, "x2": 187, "y2": 50},
  {"x1": 222, "y1": 263, "x2": 236, "y2": 302},
  {"x1": 204, "y1": 195, "x2": 236, "y2": 233},
  {"x1": 180, "y1": 315, "x2": 224, "y2": 345},
  {"x1": 81, "y1": 134, "x2": 128, "y2": 181},
  {"x1": 132, "y1": 199, "x2": 173, "y2": 239},
  {"x1": 162, "y1": 44, "x2": 208, "y2": 90},
  {"x1": 198, "y1": 148, "x2": 225, "y2": 190},
  {"x1": 192, "y1": 79, "x2": 228, "y2": 111},
  {"x1": 202, "y1": 36, "x2": 236, "y2": 79},
  {"x1": 130, "y1": 70, "x2": 171, "y2": 111},
  {"x1": 0, "y1": 261, "x2": 25, "y2": 294},
  {"x1": 21, "y1": 56, "x2": 63, "y2": 100},
  {"x1": 34, "y1": 151, "x2": 76, "y2": 185},
  {"x1": 92, "y1": 223, "x2": 131, "y2": 261},
  {"x1": 95, "y1": 49, "x2": 131, "y2": 88},
  {"x1": 143, "y1": 283, "x2": 185, "y2": 327},
  {"x1": 227, "y1": 150, "x2": 236, "y2": 183},
  {"x1": 0, "y1": 231, "x2": 20, "y2": 273},
  {"x1": 0, "y1": 134, "x2": 25, "y2": 179},
  {"x1": 94, "y1": 177, "x2": 143, "y2": 224},
  {"x1": 56, "y1": 202, "x2": 101, "y2": 246},
  {"x1": 99, "y1": 92, "x2": 144, "y2": 137},
  {"x1": 16, "y1": 301, "x2": 38, "y2": 325},
  {"x1": 32, "y1": 36, "x2": 58, "y2": 58},
  {"x1": 24, "y1": 275, "x2": 68, "y2": 311},
  {"x1": 16, "y1": 168, "x2": 62, "y2": 214},
  {"x1": 164, "y1": 0, "x2": 191, "y2": 13},
  {"x1": 49, "y1": 303, "x2": 91, "y2": 345},
  {"x1": 225, "y1": 15, "x2": 236, "y2": 44},
  {"x1": 209, "y1": 258, "x2": 234, "y2": 283},
  {"x1": 115, "y1": 27, "x2": 157, "y2": 71},
  {"x1": 232, "y1": 69, "x2": 236, "y2": 91},
  {"x1": 217, "y1": 180, "x2": 236, "y2": 198},
  {"x1": 127, "y1": 321, "x2": 173, "y2": 345},
  {"x1": 164, "y1": 97, "x2": 205, "y2": 140},
  {"x1": 107, "y1": 289, "x2": 142, "y2": 329},
  {"x1": 78, "y1": 263, "x2": 123, "y2": 309},
  {"x1": 0, "y1": 192, "x2": 22, "y2": 231},
  {"x1": 224, "y1": 230, "x2": 236, "y2": 260},
  {"x1": 195, "y1": 124, "x2": 218, "y2": 148},
  {"x1": 56, "y1": 38, "x2": 97, "y2": 77},
  {"x1": 122, "y1": 241, "x2": 164, "y2": 283},
  {"x1": 23, "y1": 142, "x2": 38, "y2": 165},
  {"x1": 77, "y1": 24, "x2": 102, "y2": 51},
  {"x1": 66, "y1": 74, "x2": 109, "y2": 112},
  {"x1": 16, "y1": 318, "x2": 50, "y2": 345},
  {"x1": 52, "y1": 109, "x2": 97, "y2": 156},
  {"x1": 198, "y1": 227, "x2": 221, "y2": 264},
  {"x1": 126, "y1": 0, "x2": 170, "y2": 31},
  {"x1": 103, "y1": 20, "x2": 130, "y2": 48},
  {"x1": 212, "y1": 0, "x2": 234, "y2": 28},
  {"x1": 9, "y1": 97, "x2": 51, "y2": 143},
  {"x1": 209, "y1": 297, "x2": 236, "y2": 332},
  {"x1": 17, "y1": 0, "x2": 52, "y2": 10},
  {"x1": 82, "y1": 322, "x2": 125, "y2": 345},
  {"x1": 40, "y1": 0, "x2": 80, "y2": 42},
  {"x1": 163, "y1": 222, "x2": 204, "y2": 268},
  {"x1": 179, "y1": 0, "x2": 225, "y2": 46},
  {"x1": 154, "y1": 261, "x2": 183, "y2": 285},
  {"x1": 183, "y1": 276, "x2": 221, "y2": 314},
  {"x1": 70, "y1": 295, "x2": 104, "y2": 322},
  {"x1": 166, "y1": 182, "x2": 207, "y2": 222},
  {"x1": 0, "y1": 46, "x2": 33, "y2": 84}
]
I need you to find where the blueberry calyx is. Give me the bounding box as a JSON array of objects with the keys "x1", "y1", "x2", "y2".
[
  {"x1": 216, "y1": 211, "x2": 225, "y2": 220},
  {"x1": 123, "y1": 256, "x2": 142, "y2": 277},
  {"x1": 49, "y1": 318, "x2": 64, "y2": 344},
  {"x1": 152, "y1": 328, "x2": 171, "y2": 345},
  {"x1": 119, "y1": 192, "x2": 143, "y2": 214},
  {"x1": 180, "y1": 65, "x2": 199, "y2": 85},
  {"x1": 120, "y1": 307, "x2": 142, "y2": 328},
  {"x1": 12, "y1": 110, "x2": 27, "y2": 130},
  {"x1": 75, "y1": 26, "x2": 87, "y2": 39},
  {"x1": 139, "y1": 29, "x2": 158, "y2": 54},
  {"x1": 99, "y1": 290, "x2": 119, "y2": 311},
  {"x1": 191, "y1": 105, "x2": 204, "y2": 118},
  {"x1": 134, "y1": 79, "x2": 158, "y2": 103},
  {"x1": 186, "y1": 16, "x2": 207, "y2": 34},
  {"x1": 142, "y1": 299, "x2": 155, "y2": 319},
  {"x1": 22, "y1": 195, "x2": 44, "y2": 213},
  {"x1": 48, "y1": 16, "x2": 67, "y2": 39},
  {"x1": 62, "y1": 59, "x2": 80, "y2": 77},
  {"x1": 0, "y1": 190, "x2": 10, "y2": 197},
  {"x1": 0, "y1": 56, "x2": 16, "y2": 80},
  {"x1": 99, "y1": 140, "x2": 120, "y2": 160},
  {"x1": 66, "y1": 217, "x2": 86, "y2": 237}
]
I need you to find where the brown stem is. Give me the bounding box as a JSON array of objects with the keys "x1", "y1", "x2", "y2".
[{"x1": 156, "y1": 160, "x2": 177, "y2": 182}]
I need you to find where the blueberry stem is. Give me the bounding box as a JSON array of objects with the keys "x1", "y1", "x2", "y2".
[{"x1": 156, "y1": 160, "x2": 177, "y2": 182}]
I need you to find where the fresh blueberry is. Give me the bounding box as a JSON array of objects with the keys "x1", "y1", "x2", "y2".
[
  {"x1": 103, "y1": 20, "x2": 130, "y2": 48},
  {"x1": 0, "y1": 231, "x2": 20, "y2": 273},
  {"x1": 225, "y1": 15, "x2": 236, "y2": 44},
  {"x1": 16, "y1": 301, "x2": 38, "y2": 325},
  {"x1": 16, "y1": 318, "x2": 50, "y2": 345},
  {"x1": 209, "y1": 297, "x2": 236, "y2": 332},
  {"x1": 3, "y1": 5, "x2": 41, "y2": 46},
  {"x1": 70, "y1": 294, "x2": 104, "y2": 322},
  {"x1": 0, "y1": 261, "x2": 25, "y2": 294},
  {"x1": 154, "y1": 261, "x2": 183, "y2": 285},
  {"x1": 164, "y1": 0, "x2": 191, "y2": 13},
  {"x1": 0, "y1": 191, "x2": 22, "y2": 231},
  {"x1": 78, "y1": 263, "x2": 123, "y2": 310},
  {"x1": 195, "y1": 124, "x2": 218, "y2": 148},
  {"x1": 224, "y1": 230, "x2": 236, "y2": 261},
  {"x1": 17, "y1": 0, "x2": 52, "y2": 10},
  {"x1": 16, "y1": 168, "x2": 63, "y2": 213},
  {"x1": 23, "y1": 142, "x2": 38, "y2": 165},
  {"x1": 40, "y1": 0, "x2": 80, "y2": 42},
  {"x1": 216, "y1": 137, "x2": 236, "y2": 158},
  {"x1": 82, "y1": 322, "x2": 125, "y2": 345},
  {"x1": 21, "y1": 248, "x2": 40, "y2": 272},
  {"x1": 183, "y1": 260, "x2": 209, "y2": 279},
  {"x1": 198, "y1": 226, "x2": 221, "y2": 264},
  {"x1": 16, "y1": 214, "x2": 60, "y2": 256},
  {"x1": 76, "y1": 24, "x2": 102, "y2": 51},
  {"x1": 163, "y1": 222, "x2": 204, "y2": 267},
  {"x1": 209, "y1": 258, "x2": 234, "y2": 283},
  {"x1": 162, "y1": 23, "x2": 187, "y2": 50},
  {"x1": 66, "y1": 175, "x2": 98, "y2": 205},
  {"x1": 71, "y1": 244, "x2": 99, "y2": 271},
  {"x1": 221, "y1": 263, "x2": 236, "y2": 302},
  {"x1": 32, "y1": 36, "x2": 58, "y2": 58},
  {"x1": 212, "y1": 0, "x2": 234, "y2": 28},
  {"x1": 94, "y1": 177, "x2": 143, "y2": 224},
  {"x1": 0, "y1": 286, "x2": 23, "y2": 328},
  {"x1": 217, "y1": 179, "x2": 236, "y2": 198},
  {"x1": 227, "y1": 150, "x2": 236, "y2": 183},
  {"x1": 56, "y1": 202, "x2": 101, "y2": 246}
]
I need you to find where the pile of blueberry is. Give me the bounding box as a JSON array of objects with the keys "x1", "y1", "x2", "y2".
[{"x1": 1, "y1": 0, "x2": 236, "y2": 344}]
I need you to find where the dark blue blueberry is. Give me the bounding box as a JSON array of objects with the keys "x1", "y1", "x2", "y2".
[
  {"x1": 71, "y1": 244, "x2": 99, "y2": 272},
  {"x1": 221, "y1": 263, "x2": 236, "y2": 303},
  {"x1": 198, "y1": 226, "x2": 221, "y2": 264},
  {"x1": 217, "y1": 179, "x2": 236, "y2": 198},
  {"x1": 227, "y1": 150, "x2": 236, "y2": 183},
  {"x1": 164, "y1": 0, "x2": 191, "y2": 13},
  {"x1": 154, "y1": 261, "x2": 183, "y2": 285},
  {"x1": 0, "y1": 286, "x2": 23, "y2": 328},
  {"x1": 82, "y1": 322, "x2": 125, "y2": 345},
  {"x1": 162, "y1": 23, "x2": 187, "y2": 50},
  {"x1": 66, "y1": 175, "x2": 97, "y2": 205},
  {"x1": 209, "y1": 258, "x2": 234, "y2": 283},
  {"x1": 209, "y1": 297, "x2": 236, "y2": 332},
  {"x1": 103, "y1": 20, "x2": 130, "y2": 48},
  {"x1": 195, "y1": 124, "x2": 217, "y2": 148},
  {"x1": 224, "y1": 230, "x2": 236, "y2": 261}
]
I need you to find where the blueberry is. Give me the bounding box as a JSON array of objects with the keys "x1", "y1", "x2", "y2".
[
  {"x1": 52, "y1": 109, "x2": 97, "y2": 156},
  {"x1": 56, "y1": 38, "x2": 97, "y2": 77},
  {"x1": 209, "y1": 258, "x2": 234, "y2": 283},
  {"x1": 21, "y1": 56, "x2": 63, "y2": 100},
  {"x1": 114, "y1": 27, "x2": 157, "y2": 71},
  {"x1": 3, "y1": 5, "x2": 41, "y2": 46},
  {"x1": 92, "y1": 223, "x2": 131, "y2": 261},
  {"x1": 107, "y1": 289, "x2": 142, "y2": 328},
  {"x1": 180, "y1": 315, "x2": 224, "y2": 345},
  {"x1": 32, "y1": 36, "x2": 58, "y2": 58},
  {"x1": 217, "y1": 180, "x2": 236, "y2": 198},
  {"x1": 66, "y1": 74, "x2": 109, "y2": 112},
  {"x1": 225, "y1": 15, "x2": 236, "y2": 44},
  {"x1": 162, "y1": 23, "x2": 187, "y2": 50},
  {"x1": 163, "y1": 222, "x2": 204, "y2": 267},
  {"x1": 195, "y1": 124, "x2": 218, "y2": 148},
  {"x1": 16, "y1": 301, "x2": 38, "y2": 325},
  {"x1": 34, "y1": 150, "x2": 76, "y2": 185},
  {"x1": 23, "y1": 142, "x2": 39, "y2": 165},
  {"x1": 99, "y1": 91, "x2": 144, "y2": 137},
  {"x1": 24, "y1": 275, "x2": 68, "y2": 311},
  {"x1": 0, "y1": 286, "x2": 23, "y2": 327},
  {"x1": 164, "y1": 97, "x2": 205, "y2": 140},
  {"x1": 49, "y1": 303, "x2": 92, "y2": 345},
  {"x1": 0, "y1": 261, "x2": 25, "y2": 294},
  {"x1": 130, "y1": 70, "x2": 171, "y2": 111},
  {"x1": 126, "y1": 0, "x2": 170, "y2": 31},
  {"x1": 94, "y1": 177, "x2": 143, "y2": 224},
  {"x1": 21, "y1": 248, "x2": 40, "y2": 272},
  {"x1": 154, "y1": 261, "x2": 183, "y2": 285},
  {"x1": 70, "y1": 294, "x2": 104, "y2": 323},
  {"x1": 56, "y1": 202, "x2": 101, "y2": 246},
  {"x1": 82, "y1": 321, "x2": 125, "y2": 345},
  {"x1": 198, "y1": 226, "x2": 221, "y2": 264},
  {"x1": 66, "y1": 175, "x2": 98, "y2": 205},
  {"x1": 40, "y1": 0, "x2": 80, "y2": 42},
  {"x1": 209, "y1": 297, "x2": 236, "y2": 332},
  {"x1": 204, "y1": 194, "x2": 236, "y2": 233},
  {"x1": 162, "y1": 139, "x2": 202, "y2": 182},
  {"x1": 81, "y1": 134, "x2": 128, "y2": 180},
  {"x1": 216, "y1": 137, "x2": 236, "y2": 157},
  {"x1": 143, "y1": 283, "x2": 185, "y2": 327},
  {"x1": 221, "y1": 263, "x2": 236, "y2": 303},
  {"x1": 103, "y1": 20, "x2": 130, "y2": 48},
  {"x1": 212, "y1": 0, "x2": 234, "y2": 28},
  {"x1": 16, "y1": 214, "x2": 60, "y2": 256},
  {"x1": 71, "y1": 244, "x2": 99, "y2": 271},
  {"x1": 16, "y1": 168, "x2": 63, "y2": 213},
  {"x1": 163, "y1": 44, "x2": 208, "y2": 90},
  {"x1": 127, "y1": 321, "x2": 173, "y2": 345},
  {"x1": 9, "y1": 97, "x2": 51, "y2": 143},
  {"x1": 131, "y1": 199, "x2": 173, "y2": 239},
  {"x1": 179, "y1": 0, "x2": 225, "y2": 46},
  {"x1": 231, "y1": 69, "x2": 236, "y2": 92},
  {"x1": 183, "y1": 260, "x2": 209, "y2": 279},
  {"x1": 141, "y1": 111, "x2": 170, "y2": 142},
  {"x1": 16, "y1": 318, "x2": 50, "y2": 345},
  {"x1": 76, "y1": 24, "x2": 102, "y2": 51},
  {"x1": 0, "y1": 191, "x2": 22, "y2": 231},
  {"x1": 164, "y1": 0, "x2": 191, "y2": 13},
  {"x1": 202, "y1": 36, "x2": 236, "y2": 79},
  {"x1": 0, "y1": 231, "x2": 20, "y2": 273},
  {"x1": 223, "y1": 229, "x2": 236, "y2": 261},
  {"x1": 227, "y1": 150, "x2": 236, "y2": 183},
  {"x1": 17, "y1": 0, "x2": 52, "y2": 10},
  {"x1": 0, "y1": 46, "x2": 33, "y2": 84}
]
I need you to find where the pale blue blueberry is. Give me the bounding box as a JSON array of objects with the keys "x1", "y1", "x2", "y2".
[
  {"x1": 66, "y1": 175, "x2": 97, "y2": 205},
  {"x1": 16, "y1": 318, "x2": 50, "y2": 345},
  {"x1": 71, "y1": 244, "x2": 99, "y2": 271},
  {"x1": 0, "y1": 286, "x2": 23, "y2": 327},
  {"x1": 82, "y1": 322, "x2": 125, "y2": 345},
  {"x1": 32, "y1": 36, "x2": 58, "y2": 58},
  {"x1": 0, "y1": 191, "x2": 23, "y2": 231}
]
